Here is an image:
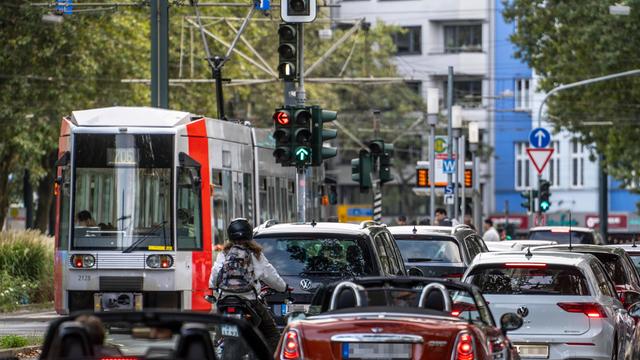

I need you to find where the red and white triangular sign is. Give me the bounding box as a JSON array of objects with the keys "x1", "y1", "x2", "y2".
[{"x1": 526, "y1": 148, "x2": 554, "y2": 175}]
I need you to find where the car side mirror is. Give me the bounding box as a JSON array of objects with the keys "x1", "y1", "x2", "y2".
[
  {"x1": 619, "y1": 290, "x2": 640, "y2": 310},
  {"x1": 408, "y1": 267, "x2": 424, "y2": 277},
  {"x1": 500, "y1": 312, "x2": 523, "y2": 335}
]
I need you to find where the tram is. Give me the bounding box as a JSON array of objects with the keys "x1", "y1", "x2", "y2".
[{"x1": 53, "y1": 106, "x2": 300, "y2": 314}]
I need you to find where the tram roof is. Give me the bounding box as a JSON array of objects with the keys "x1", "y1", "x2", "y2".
[{"x1": 71, "y1": 107, "x2": 193, "y2": 127}]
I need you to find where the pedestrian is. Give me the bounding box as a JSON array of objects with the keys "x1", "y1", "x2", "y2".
[
  {"x1": 498, "y1": 227, "x2": 507, "y2": 241},
  {"x1": 396, "y1": 215, "x2": 407, "y2": 226},
  {"x1": 483, "y1": 219, "x2": 500, "y2": 242},
  {"x1": 434, "y1": 208, "x2": 452, "y2": 226}
]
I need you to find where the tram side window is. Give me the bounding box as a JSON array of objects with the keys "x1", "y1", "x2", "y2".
[
  {"x1": 243, "y1": 173, "x2": 253, "y2": 224},
  {"x1": 259, "y1": 176, "x2": 268, "y2": 224},
  {"x1": 212, "y1": 169, "x2": 233, "y2": 245},
  {"x1": 176, "y1": 165, "x2": 202, "y2": 250},
  {"x1": 56, "y1": 153, "x2": 71, "y2": 250}
]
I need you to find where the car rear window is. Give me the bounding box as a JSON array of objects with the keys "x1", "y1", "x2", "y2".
[
  {"x1": 394, "y1": 237, "x2": 462, "y2": 263},
  {"x1": 467, "y1": 264, "x2": 590, "y2": 296},
  {"x1": 629, "y1": 254, "x2": 640, "y2": 274},
  {"x1": 254, "y1": 237, "x2": 374, "y2": 276},
  {"x1": 529, "y1": 230, "x2": 594, "y2": 244}
]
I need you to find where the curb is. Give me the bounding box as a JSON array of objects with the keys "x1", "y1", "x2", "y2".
[
  {"x1": 0, "y1": 345, "x2": 41, "y2": 359},
  {"x1": 0, "y1": 317, "x2": 57, "y2": 323}
]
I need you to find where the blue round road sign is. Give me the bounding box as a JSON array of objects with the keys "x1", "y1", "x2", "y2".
[{"x1": 529, "y1": 127, "x2": 551, "y2": 148}]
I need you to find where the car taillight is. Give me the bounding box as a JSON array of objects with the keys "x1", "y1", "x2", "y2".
[
  {"x1": 504, "y1": 262, "x2": 547, "y2": 268},
  {"x1": 281, "y1": 329, "x2": 303, "y2": 360},
  {"x1": 446, "y1": 273, "x2": 464, "y2": 279},
  {"x1": 455, "y1": 332, "x2": 474, "y2": 360},
  {"x1": 557, "y1": 302, "x2": 607, "y2": 318},
  {"x1": 71, "y1": 254, "x2": 95, "y2": 268},
  {"x1": 487, "y1": 336, "x2": 505, "y2": 354},
  {"x1": 451, "y1": 302, "x2": 477, "y2": 317}
]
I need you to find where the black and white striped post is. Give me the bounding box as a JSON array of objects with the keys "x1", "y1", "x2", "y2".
[{"x1": 373, "y1": 180, "x2": 382, "y2": 222}]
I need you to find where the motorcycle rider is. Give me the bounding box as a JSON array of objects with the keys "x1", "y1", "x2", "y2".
[{"x1": 209, "y1": 218, "x2": 289, "y2": 352}]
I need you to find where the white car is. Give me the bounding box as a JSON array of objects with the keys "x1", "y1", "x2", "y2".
[
  {"x1": 486, "y1": 240, "x2": 558, "y2": 252},
  {"x1": 528, "y1": 226, "x2": 604, "y2": 245},
  {"x1": 463, "y1": 251, "x2": 634, "y2": 360}
]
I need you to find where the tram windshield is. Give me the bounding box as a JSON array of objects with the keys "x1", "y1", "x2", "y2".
[{"x1": 72, "y1": 133, "x2": 174, "y2": 251}]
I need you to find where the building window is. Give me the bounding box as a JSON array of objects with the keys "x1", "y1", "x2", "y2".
[
  {"x1": 444, "y1": 24, "x2": 482, "y2": 53},
  {"x1": 393, "y1": 26, "x2": 421, "y2": 55},
  {"x1": 571, "y1": 139, "x2": 585, "y2": 188},
  {"x1": 515, "y1": 142, "x2": 531, "y2": 190},
  {"x1": 514, "y1": 78, "x2": 531, "y2": 110},
  {"x1": 444, "y1": 79, "x2": 482, "y2": 108},
  {"x1": 405, "y1": 81, "x2": 422, "y2": 96},
  {"x1": 548, "y1": 141, "x2": 560, "y2": 187}
]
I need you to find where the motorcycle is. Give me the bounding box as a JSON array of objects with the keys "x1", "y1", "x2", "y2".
[{"x1": 205, "y1": 285, "x2": 293, "y2": 359}]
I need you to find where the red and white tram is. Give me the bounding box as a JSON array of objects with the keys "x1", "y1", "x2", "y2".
[{"x1": 53, "y1": 107, "x2": 299, "y2": 314}]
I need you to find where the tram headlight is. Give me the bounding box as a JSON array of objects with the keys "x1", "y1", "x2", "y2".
[
  {"x1": 71, "y1": 254, "x2": 95, "y2": 268},
  {"x1": 146, "y1": 254, "x2": 173, "y2": 269}
]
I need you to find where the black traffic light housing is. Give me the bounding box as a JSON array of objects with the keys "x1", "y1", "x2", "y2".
[
  {"x1": 273, "y1": 107, "x2": 293, "y2": 166},
  {"x1": 369, "y1": 140, "x2": 394, "y2": 184},
  {"x1": 278, "y1": 23, "x2": 298, "y2": 80},
  {"x1": 351, "y1": 150, "x2": 372, "y2": 192},
  {"x1": 311, "y1": 106, "x2": 337, "y2": 166},
  {"x1": 291, "y1": 106, "x2": 312, "y2": 167},
  {"x1": 539, "y1": 179, "x2": 551, "y2": 213}
]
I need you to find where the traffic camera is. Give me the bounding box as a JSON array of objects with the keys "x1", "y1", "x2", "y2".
[{"x1": 311, "y1": 106, "x2": 337, "y2": 166}]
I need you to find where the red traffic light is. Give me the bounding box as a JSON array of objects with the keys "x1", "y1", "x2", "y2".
[{"x1": 274, "y1": 111, "x2": 290, "y2": 126}]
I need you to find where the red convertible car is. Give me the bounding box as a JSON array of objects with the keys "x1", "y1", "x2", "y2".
[{"x1": 276, "y1": 277, "x2": 522, "y2": 360}]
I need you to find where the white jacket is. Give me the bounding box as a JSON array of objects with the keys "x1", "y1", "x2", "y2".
[
  {"x1": 209, "y1": 251, "x2": 287, "y2": 299},
  {"x1": 483, "y1": 227, "x2": 501, "y2": 242}
]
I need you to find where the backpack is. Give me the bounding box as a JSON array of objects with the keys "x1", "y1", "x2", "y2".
[{"x1": 217, "y1": 245, "x2": 256, "y2": 293}]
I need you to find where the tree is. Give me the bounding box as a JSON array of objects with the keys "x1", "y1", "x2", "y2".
[{"x1": 503, "y1": 0, "x2": 640, "y2": 186}]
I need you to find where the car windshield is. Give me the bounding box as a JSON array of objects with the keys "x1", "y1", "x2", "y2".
[
  {"x1": 254, "y1": 237, "x2": 374, "y2": 276},
  {"x1": 529, "y1": 230, "x2": 594, "y2": 244},
  {"x1": 394, "y1": 237, "x2": 462, "y2": 263},
  {"x1": 467, "y1": 264, "x2": 590, "y2": 296}
]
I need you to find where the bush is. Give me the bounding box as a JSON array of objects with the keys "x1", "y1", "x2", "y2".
[
  {"x1": 0, "y1": 230, "x2": 54, "y2": 310},
  {"x1": 0, "y1": 335, "x2": 28, "y2": 349}
]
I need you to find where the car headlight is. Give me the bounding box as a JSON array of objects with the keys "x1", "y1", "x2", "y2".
[{"x1": 146, "y1": 254, "x2": 173, "y2": 269}]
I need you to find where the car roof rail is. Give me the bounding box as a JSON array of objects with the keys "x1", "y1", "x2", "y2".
[
  {"x1": 329, "y1": 281, "x2": 365, "y2": 311},
  {"x1": 360, "y1": 220, "x2": 380, "y2": 229},
  {"x1": 263, "y1": 219, "x2": 279, "y2": 228},
  {"x1": 452, "y1": 224, "x2": 472, "y2": 233}
]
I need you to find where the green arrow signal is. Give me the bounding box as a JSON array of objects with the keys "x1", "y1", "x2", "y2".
[{"x1": 295, "y1": 146, "x2": 310, "y2": 161}]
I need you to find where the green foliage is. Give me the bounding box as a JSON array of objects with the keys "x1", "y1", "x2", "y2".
[
  {"x1": 0, "y1": 231, "x2": 54, "y2": 310},
  {"x1": 0, "y1": 335, "x2": 28, "y2": 349},
  {"x1": 503, "y1": 0, "x2": 640, "y2": 187}
]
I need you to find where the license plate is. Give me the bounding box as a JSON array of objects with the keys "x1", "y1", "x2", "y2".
[
  {"x1": 220, "y1": 324, "x2": 239, "y2": 337},
  {"x1": 515, "y1": 344, "x2": 549, "y2": 358},
  {"x1": 342, "y1": 343, "x2": 412, "y2": 359},
  {"x1": 276, "y1": 303, "x2": 310, "y2": 316}
]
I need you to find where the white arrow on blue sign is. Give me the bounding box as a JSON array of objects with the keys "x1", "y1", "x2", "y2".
[
  {"x1": 529, "y1": 127, "x2": 551, "y2": 148},
  {"x1": 443, "y1": 159, "x2": 456, "y2": 174}
]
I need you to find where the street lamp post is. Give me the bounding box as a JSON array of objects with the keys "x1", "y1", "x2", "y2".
[
  {"x1": 469, "y1": 121, "x2": 480, "y2": 229},
  {"x1": 452, "y1": 105, "x2": 463, "y2": 222},
  {"x1": 427, "y1": 88, "x2": 439, "y2": 224}
]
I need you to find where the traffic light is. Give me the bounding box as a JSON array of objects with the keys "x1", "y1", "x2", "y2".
[
  {"x1": 292, "y1": 106, "x2": 312, "y2": 166},
  {"x1": 281, "y1": 0, "x2": 316, "y2": 22},
  {"x1": 539, "y1": 180, "x2": 551, "y2": 212},
  {"x1": 311, "y1": 106, "x2": 337, "y2": 166},
  {"x1": 416, "y1": 168, "x2": 428, "y2": 187},
  {"x1": 278, "y1": 23, "x2": 297, "y2": 80},
  {"x1": 351, "y1": 150, "x2": 372, "y2": 192},
  {"x1": 369, "y1": 140, "x2": 394, "y2": 184},
  {"x1": 272, "y1": 107, "x2": 292, "y2": 165},
  {"x1": 520, "y1": 190, "x2": 532, "y2": 212}
]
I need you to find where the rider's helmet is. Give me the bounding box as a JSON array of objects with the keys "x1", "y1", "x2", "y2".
[{"x1": 227, "y1": 218, "x2": 253, "y2": 242}]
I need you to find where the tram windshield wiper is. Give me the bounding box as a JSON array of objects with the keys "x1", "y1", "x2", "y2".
[{"x1": 122, "y1": 221, "x2": 168, "y2": 253}]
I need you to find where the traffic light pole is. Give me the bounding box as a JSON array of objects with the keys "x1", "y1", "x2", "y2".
[
  {"x1": 446, "y1": 66, "x2": 454, "y2": 217},
  {"x1": 296, "y1": 22, "x2": 307, "y2": 222},
  {"x1": 296, "y1": 167, "x2": 307, "y2": 223}
]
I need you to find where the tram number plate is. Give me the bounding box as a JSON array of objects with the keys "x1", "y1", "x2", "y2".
[
  {"x1": 220, "y1": 324, "x2": 239, "y2": 337},
  {"x1": 78, "y1": 275, "x2": 91, "y2": 281},
  {"x1": 107, "y1": 148, "x2": 138, "y2": 166}
]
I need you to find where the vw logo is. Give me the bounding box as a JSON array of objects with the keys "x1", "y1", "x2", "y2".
[
  {"x1": 300, "y1": 279, "x2": 313, "y2": 291},
  {"x1": 517, "y1": 306, "x2": 529, "y2": 318}
]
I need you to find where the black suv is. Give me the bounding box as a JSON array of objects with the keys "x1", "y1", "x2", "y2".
[
  {"x1": 388, "y1": 225, "x2": 488, "y2": 279},
  {"x1": 253, "y1": 221, "x2": 406, "y2": 326}
]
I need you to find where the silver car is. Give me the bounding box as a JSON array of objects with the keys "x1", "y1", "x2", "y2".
[{"x1": 463, "y1": 251, "x2": 634, "y2": 360}]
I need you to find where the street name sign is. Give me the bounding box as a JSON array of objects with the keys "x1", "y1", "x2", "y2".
[
  {"x1": 526, "y1": 148, "x2": 554, "y2": 175},
  {"x1": 529, "y1": 127, "x2": 551, "y2": 149}
]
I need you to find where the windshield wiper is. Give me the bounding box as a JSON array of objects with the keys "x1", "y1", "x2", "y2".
[{"x1": 122, "y1": 221, "x2": 168, "y2": 253}]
